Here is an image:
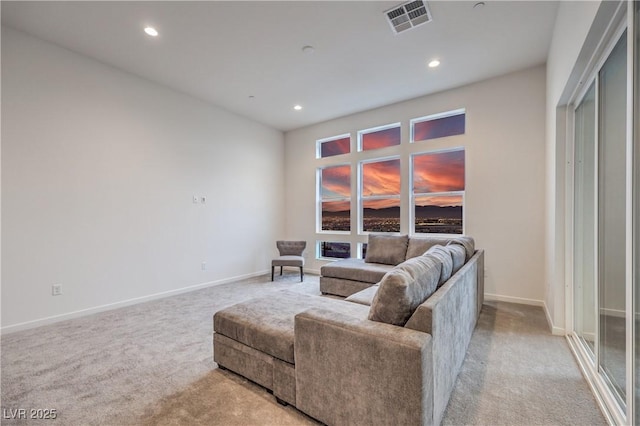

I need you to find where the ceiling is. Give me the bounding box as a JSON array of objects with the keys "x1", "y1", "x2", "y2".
[{"x1": 1, "y1": 1, "x2": 559, "y2": 132}]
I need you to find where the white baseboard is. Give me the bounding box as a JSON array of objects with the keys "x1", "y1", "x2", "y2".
[
  {"x1": 484, "y1": 293, "x2": 565, "y2": 336},
  {"x1": 1, "y1": 270, "x2": 270, "y2": 335},
  {"x1": 484, "y1": 292, "x2": 544, "y2": 307}
]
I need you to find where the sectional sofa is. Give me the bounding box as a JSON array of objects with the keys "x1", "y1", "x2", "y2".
[{"x1": 213, "y1": 234, "x2": 484, "y2": 425}]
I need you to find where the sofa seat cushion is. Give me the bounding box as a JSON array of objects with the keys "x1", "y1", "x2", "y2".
[
  {"x1": 364, "y1": 234, "x2": 409, "y2": 265},
  {"x1": 214, "y1": 291, "x2": 369, "y2": 363},
  {"x1": 368, "y1": 255, "x2": 442, "y2": 326},
  {"x1": 321, "y1": 258, "x2": 393, "y2": 284},
  {"x1": 345, "y1": 285, "x2": 379, "y2": 306}
]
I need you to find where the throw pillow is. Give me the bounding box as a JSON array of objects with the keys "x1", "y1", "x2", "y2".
[
  {"x1": 368, "y1": 255, "x2": 441, "y2": 326},
  {"x1": 424, "y1": 245, "x2": 453, "y2": 287},
  {"x1": 446, "y1": 242, "x2": 466, "y2": 274},
  {"x1": 365, "y1": 234, "x2": 409, "y2": 265}
]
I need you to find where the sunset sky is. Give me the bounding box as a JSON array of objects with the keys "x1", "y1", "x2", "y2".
[
  {"x1": 321, "y1": 149, "x2": 465, "y2": 211},
  {"x1": 413, "y1": 113, "x2": 465, "y2": 142},
  {"x1": 413, "y1": 149, "x2": 465, "y2": 193},
  {"x1": 321, "y1": 165, "x2": 351, "y2": 198},
  {"x1": 321, "y1": 136, "x2": 350, "y2": 158},
  {"x1": 415, "y1": 194, "x2": 463, "y2": 208},
  {"x1": 361, "y1": 126, "x2": 401, "y2": 151},
  {"x1": 362, "y1": 159, "x2": 400, "y2": 196}
]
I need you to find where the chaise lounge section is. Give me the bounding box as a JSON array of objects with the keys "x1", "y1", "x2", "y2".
[{"x1": 213, "y1": 235, "x2": 484, "y2": 425}]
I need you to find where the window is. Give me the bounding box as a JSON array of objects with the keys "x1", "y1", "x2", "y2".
[
  {"x1": 361, "y1": 158, "x2": 401, "y2": 233},
  {"x1": 412, "y1": 149, "x2": 464, "y2": 234},
  {"x1": 317, "y1": 134, "x2": 350, "y2": 158},
  {"x1": 411, "y1": 110, "x2": 465, "y2": 143},
  {"x1": 319, "y1": 241, "x2": 351, "y2": 259},
  {"x1": 358, "y1": 124, "x2": 401, "y2": 152},
  {"x1": 318, "y1": 165, "x2": 351, "y2": 232}
]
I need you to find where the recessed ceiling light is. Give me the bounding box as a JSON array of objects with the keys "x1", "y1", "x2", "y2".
[
  {"x1": 428, "y1": 59, "x2": 440, "y2": 68},
  {"x1": 302, "y1": 45, "x2": 315, "y2": 54},
  {"x1": 294, "y1": 105, "x2": 303, "y2": 111},
  {"x1": 144, "y1": 27, "x2": 159, "y2": 37},
  {"x1": 474, "y1": 2, "x2": 485, "y2": 9}
]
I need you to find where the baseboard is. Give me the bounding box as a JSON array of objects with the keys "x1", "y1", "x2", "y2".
[
  {"x1": 543, "y1": 301, "x2": 566, "y2": 336},
  {"x1": 484, "y1": 293, "x2": 565, "y2": 336},
  {"x1": 1, "y1": 270, "x2": 270, "y2": 335},
  {"x1": 484, "y1": 293, "x2": 544, "y2": 307}
]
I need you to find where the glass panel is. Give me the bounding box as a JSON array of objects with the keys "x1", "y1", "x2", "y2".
[
  {"x1": 598, "y1": 31, "x2": 627, "y2": 402},
  {"x1": 412, "y1": 112, "x2": 465, "y2": 142},
  {"x1": 635, "y1": 5, "x2": 640, "y2": 423},
  {"x1": 360, "y1": 126, "x2": 401, "y2": 151},
  {"x1": 362, "y1": 198, "x2": 400, "y2": 233},
  {"x1": 321, "y1": 201, "x2": 350, "y2": 231},
  {"x1": 361, "y1": 243, "x2": 368, "y2": 259},
  {"x1": 321, "y1": 165, "x2": 350, "y2": 198},
  {"x1": 320, "y1": 242, "x2": 350, "y2": 259},
  {"x1": 573, "y1": 82, "x2": 597, "y2": 354},
  {"x1": 362, "y1": 159, "x2": 401, "y2": 196},
  {"x1": 320, "y1": 136, "x2": 350, "y2": 158},
  {"x1": 414, "y1": 194, "x2": 463, "y2": 234},
  {"x1": 413, "y1": 150, "x2": 465, "y2": 193}
]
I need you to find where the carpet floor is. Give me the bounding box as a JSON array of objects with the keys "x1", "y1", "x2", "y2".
[{"x1": 1, "y1": 273, "x2": 605, "y2": 425}]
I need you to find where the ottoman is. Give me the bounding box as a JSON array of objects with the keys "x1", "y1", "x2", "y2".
[{"x1": 213, "y1": 290, "x2": 369, "y2": 405}]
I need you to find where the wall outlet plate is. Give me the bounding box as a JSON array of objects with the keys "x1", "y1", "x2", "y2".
[{"x1": 52, "y1": 284, "x2": 62, "y2": 296}]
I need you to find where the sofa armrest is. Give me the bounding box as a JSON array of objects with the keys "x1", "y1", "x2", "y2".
[{"x1": 294, "y1": 308, "x2": 434, "y2": 426}]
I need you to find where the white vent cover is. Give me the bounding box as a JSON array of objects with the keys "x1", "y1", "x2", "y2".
[{"x1": 385, "y1": 0, "x2": 432, "y2": 34}]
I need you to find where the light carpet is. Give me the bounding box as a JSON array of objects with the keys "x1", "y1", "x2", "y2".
[{"x1": 1, "y1": 273, "x2": 605, "y2": 425}]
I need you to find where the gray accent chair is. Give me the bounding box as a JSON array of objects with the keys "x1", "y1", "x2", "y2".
[{"x1": 272, "y1": 241, "x2": 306, "y2": 282}]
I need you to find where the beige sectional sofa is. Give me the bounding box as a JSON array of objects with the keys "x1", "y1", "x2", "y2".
[{"x1": 213, "y1": 235, "x2": 484, "y2": 425}]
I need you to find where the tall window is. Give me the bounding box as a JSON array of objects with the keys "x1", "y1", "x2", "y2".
[
  {"x1": 358, "y1": 124, "x2": 401, "y2": 151},
  {"x1": 317, "y1": 134, "x2": 350, "y2": 158},
  {"x1": 318, "y1": 165, "x2": 351, "y2": 232},
  {"x1": 361, "y1": 158, "x2": 401, "y2": 233},
  {"x1": 411, "y1": 110, "x2": 465, "y2": 143},
  {"x1": 412, "y1": 149, "x2": 465, "y2": 234}
]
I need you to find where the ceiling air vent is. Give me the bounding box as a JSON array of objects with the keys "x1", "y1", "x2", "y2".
[{"x1": 385, "y1": 0, "x2": 432, "y2": 34}]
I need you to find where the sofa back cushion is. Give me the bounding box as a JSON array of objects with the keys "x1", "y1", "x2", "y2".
[
  {"x1": 446, "y1": 242, "x2": 466, "y2": 274},
  {"x1": 365, "y1": 234, "x2": 409, "y2": 266},
  {"x1": 424, "y1": 245, "x2": 453, "y2": 287},
  {"x1": 406, "y1": 236, "x2": 475, "y2": 261},
  {"x1": 368, "y1": 255, "x2": 442, "y2": 326}
]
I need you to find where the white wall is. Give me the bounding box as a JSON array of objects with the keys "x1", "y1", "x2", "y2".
[
  {"x1": 1, "y1": 27, "x2": 285, "y2": 331},
  {"x1": 284, "y1": 66, "x2": 547, "y2": 304}
]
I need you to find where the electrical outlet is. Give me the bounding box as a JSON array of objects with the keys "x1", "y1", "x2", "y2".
[
  {"x1": 201, "y1": 196, "x2": 206, "y2": 204},
  {"x1": 193, "y1": 195, "x2": 198, "y2": 204},
  {"x1": 52, "y1": 284, "x2": 62, "y2": 296},
  {"x1": 201, "y1": 262, "x2": 207, "y2": 271}
]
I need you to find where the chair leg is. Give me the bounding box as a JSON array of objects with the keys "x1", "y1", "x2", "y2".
[
  {"x1": 300, "y1": 266, "x2": 303, "y2": 282},
  {"x1": 271, "y1": 266, "x2": 274, "y2": 281},
  {"x1": 280, "y1": 266, "x2": 283, "y2": 275}
]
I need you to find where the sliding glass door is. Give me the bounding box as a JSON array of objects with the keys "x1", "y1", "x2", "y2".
[
  {"x1": 573, "y1": 81, "x2": 596, "y2": 355},
  {"x1": 571, "y1": 24, "x2": 631, "y2": 422}
]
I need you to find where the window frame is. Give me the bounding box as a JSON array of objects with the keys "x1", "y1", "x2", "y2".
[
  {"x1": 317, "y1": 163, "x2": 352, "y2": 234},
  {"x1": 358, "y1": 155, "x2": 402, "y2": 235},
  {"x1": 410, "y1": 148, "x2": 465, "y2": 235},
  {"x1": 316, "y1": 133, "x2": 351, "y2": 159},
  {"x1": 357, "y1": 122, "x2": 402, "y2": 152},
  {"x1": 410, "y1": 108, "x2": 466, "y2": 143},
  {"x1": 316, "y1": 240, "x2": 352, "y2": 260}
]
